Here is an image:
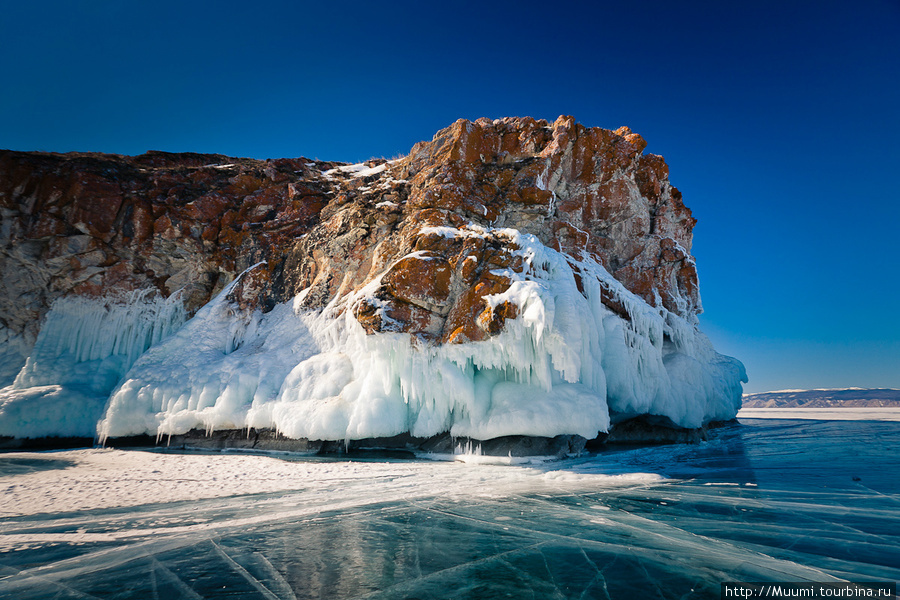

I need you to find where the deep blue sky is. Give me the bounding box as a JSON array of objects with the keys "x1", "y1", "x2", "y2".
[{"x1": 2, "y1": 1, "x2": 898, "y2": 392}]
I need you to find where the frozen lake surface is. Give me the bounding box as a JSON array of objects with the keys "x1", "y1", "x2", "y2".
[{"x1": 1, "y1": 417, "x2": 899, "y2": 599}]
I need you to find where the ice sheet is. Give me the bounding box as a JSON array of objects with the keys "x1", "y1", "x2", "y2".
[{"x1": 0, "y1": 419, "x2": 897, "y2": 599}]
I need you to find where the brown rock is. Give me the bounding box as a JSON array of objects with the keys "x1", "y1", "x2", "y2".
[
  {"x1": 382, "y1": 254, "x2": 453, "y2": 315},
  {"x1": 0, "y1": 116, "x2": 704, "y2": 355}
]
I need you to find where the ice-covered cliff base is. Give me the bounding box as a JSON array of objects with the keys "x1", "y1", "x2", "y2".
[
  {"x1": 0, "y1": 230, "x2": 745, "y2": 452},
  {"x1": 0, "y1": 291, "x2": 185, "y2": 441}
]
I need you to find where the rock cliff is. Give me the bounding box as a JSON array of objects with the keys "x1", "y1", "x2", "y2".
[{"x1": 0, "y1": 116, "x2": 746, "y2": 451}]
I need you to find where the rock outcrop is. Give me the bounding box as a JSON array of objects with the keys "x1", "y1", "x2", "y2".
[
  {"x1": 0, "y1": 116, "x2": 746, "y2": 451},
  {"x1": 1, "y1": 117, "x2": 696, "y2": 354}
]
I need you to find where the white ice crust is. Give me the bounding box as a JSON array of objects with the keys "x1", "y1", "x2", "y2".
[{"x1": 0, "y1": 228, "x2": 746, "y2": 442}]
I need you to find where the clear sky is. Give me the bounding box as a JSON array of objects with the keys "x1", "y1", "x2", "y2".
[{"x1": 1, "y1": 0, "x2": 898, "y2": 393}]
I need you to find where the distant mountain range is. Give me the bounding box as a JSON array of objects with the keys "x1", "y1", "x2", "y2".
[{"x1": 742, "y1": 388, "x2": 900, "y2": 408}]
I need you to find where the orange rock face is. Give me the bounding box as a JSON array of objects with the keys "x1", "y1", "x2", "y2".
[{"x1": 0, "y1": 116, "x2": 701, "y2": 350}]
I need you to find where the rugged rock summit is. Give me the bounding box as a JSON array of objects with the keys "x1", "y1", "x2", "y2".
[
  {"x1": 1, "y1": 116, "x2": 696, "y2": 353},
  {"x1": 0, "y1": 116, "x2": 746, "y2": 450}
]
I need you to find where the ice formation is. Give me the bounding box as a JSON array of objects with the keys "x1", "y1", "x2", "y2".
[
  {"x1": 0, "y1": 291, "x2": 185, "y2": 438},
  {"x1": 88, "y1": 229, "x2": 745, "y2": 444},
  {"x1": 0, "y1": 118, "x2": 749, "y2": 446},
  {"x1": 0, "y1": 326, "x2": 29, "y2": 387}
]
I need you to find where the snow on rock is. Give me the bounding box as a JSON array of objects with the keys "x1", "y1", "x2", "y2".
[
  {"x1": 0, "y1": 116, "x2": 746, "y2": 446},
  {"x1": 323, "y1": 162, "x2": 387, "y2": 179}
]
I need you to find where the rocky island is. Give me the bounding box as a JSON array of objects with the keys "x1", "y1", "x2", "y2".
[{"x1": 0, "y1": 116, "x2": 746, "y2": 455}]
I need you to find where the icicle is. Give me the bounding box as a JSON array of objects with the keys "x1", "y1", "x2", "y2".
[{"x1": 13, "y1": 290, "x2": 186, "y2": 394}]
